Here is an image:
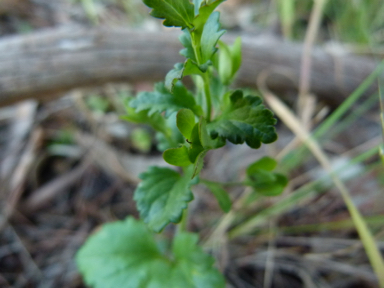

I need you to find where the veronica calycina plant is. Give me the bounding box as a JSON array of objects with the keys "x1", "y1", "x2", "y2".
[{"x1": 76, "y1": 1, "x2": 287, "y2": 287}]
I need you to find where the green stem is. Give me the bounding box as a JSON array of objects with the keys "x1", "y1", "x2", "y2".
[
  {"x1": 200, "y1": 178, "x2": 244, "y2": 187},
  {"x1": 203, "y1": 73, "x2": 212, "y2": 122},
  {"x1": 190, "y1": 33, "x2": 202, "y2": 65},
  {"x1": 177, "y1": 208, "x2": 188, "y2": 234}
]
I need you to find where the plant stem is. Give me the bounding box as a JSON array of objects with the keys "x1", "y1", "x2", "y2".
[
  {"x1": 203, "y1": 73, "x2": 212, "y2": 122},
  {"x1": 177, "y1": 208, "x2": 188, "y2": 234},
  {"x1": 200, "y1": 178, "x2": 244, "y2": 187}
]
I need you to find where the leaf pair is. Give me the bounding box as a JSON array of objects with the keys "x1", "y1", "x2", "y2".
[{"x1": 76, "y1": 217, "x2": 225, "y2": 288}]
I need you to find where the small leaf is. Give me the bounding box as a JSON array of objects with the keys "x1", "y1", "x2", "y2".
[
  {"x1": 247, "y1": 156, "x2": 277, "y2": 172},
  {"x1": 76, "y1": 217, "x2": 225, "y2": 288},
  {"x1": 192, "y1": 0, "x2": 205, "y2": 15},
  {"x1": 130, "y1": 82, "x2": 202, "y2": 117},
  {"x1": 231, "y1": 37, "x2": 242, "y2": 76},
  {"x1": 122, "y1": 101, "x2": 170, "y2": 136},
  {"x1": 217, "y1": 37, "x2": 242, "y2": 85},
  {"x1": 163, "y1": 145, "x2": 193, "y2": 166},
  {"x1": 180, "y1": 29, "x2": 197, "y2": 62},
  {"x1": 192, "y1": 149, "x2": 208, "y2": 178},
  {"x1": 165, "y1": 60, "x2": 204, "y2": 92},
  {"x1": 245, "y1": 157, "x2": 288, "y2": 197},
  {"x1": 134, "y1": 166, "x2": 194, "y2": 232},
  {"x1": 156, "y1": 112, "x2": 185, "y2": 151},
  {"x1": 207, "y1": 90, "x2": 278, "y2": 149},
  {"x1": 143, "y1": 0, "x2": 194, "y2": 29},
  {"x1": 200, "y1": 11, "x2": 225, "y2": 64},
  {"x1": 193, "y1": 0, "x2": 226, "y2": 32},
  {"x1": 202, "y1": 181, "x2": 231, "y2": 212},
  {"x1": 165, "y1": 62, "x2": 184, "y2": 91},
  {"x1": 187, "y1": 123, "x2": 204, "y2": 162},
  {"x1": 177, "y1": 109, "x2": 196, "y2": 139}
]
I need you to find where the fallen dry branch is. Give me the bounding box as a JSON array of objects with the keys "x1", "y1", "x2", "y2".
[{"x1": 0, "y1": 27, "x2": 381, "y2": 107}]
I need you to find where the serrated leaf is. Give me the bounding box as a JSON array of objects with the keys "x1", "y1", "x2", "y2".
[
  {"x1": 76, "y1": 217, "x2": 225, "y2": 288},
  {"x1": 200, "y1": 11, "x2": 225, "y2": 64},
  {"x1": 134, "y1": 166, "x2": 194, "y2": 232},
  {"x1": 130, "y1": 82, "x2": 202, "y2": 117},
  {"x1": 163, "y1": 145, "x2": 193, "y2": 166},
  {"x1": 193, "y1": 0, "x2": 225, "y2": 33},
  {"x1": 165, "y1": 62, "x2": 184, "y2": 91},
  {"x1": 245, "y1": 157, "x2": 288, "y2": 197},
  {"x1": 207, "y1": 90, "x2": 278, "y2": 149},
  {"x1": 143, "y1": 0, "x2": 194, "y2": 29},
  {"x1": 202, "y1": 181, "x2": 231, "y2": 212},
  {"x1": 165, "y1": 60, "x2": 204, "y2": 92},
  {"x1": 177, "y1": 109, "x2": 196, "y2": 139},
  {"x1": 122, "y1": 101, "x2": 170, "y2": 136}
]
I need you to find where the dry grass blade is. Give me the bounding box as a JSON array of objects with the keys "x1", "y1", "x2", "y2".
[
  {"x1": 298, "y1": 0, "x2": 327, "y2": 122},
  {"x1": 260, "y1": 82, "x2": 384, "y2": 287}
]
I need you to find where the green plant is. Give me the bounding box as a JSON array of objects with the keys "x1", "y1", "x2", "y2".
[{"x1": 76, "y1": 1, "x2": 287, "y2": 287}]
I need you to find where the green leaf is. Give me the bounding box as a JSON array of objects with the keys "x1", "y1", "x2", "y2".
[
  {"x1": 76, "y1": 217, "x2": 225, "y2": 288},
  {"x1": 156, "y1": 112, "x2": 185, "y2": 151},
  {"x1": 180, "y1": 29, "x2": 197, "y2": 62},
  {"x1": 122, "y1": 101, "x2": 170, "y2": 136},
  {"x1": 230, "y1": 37, "x2": 242, "y2": 77},
  {"x1": 247, "y1": 156, "x2": 277, "y2": 172},
  {"x1": 217, "y1": 37, "x2": 242, "y2": 85},
  {"x1": 134, "y1": 166, "x2": 194, "y2": 232},
  {"x1": 193, "y1": 0, "x2": 225, "y2": 33},
  {"x1": 192, "y1": 149, "x2": 208, "y2": 178},
  {"x1": 177, "y1": 109, "x2": 196, "y2": 139},
  {"x1": 187, "y1": 123, "x2": 205, "y2": 162},
  {"x1": 199, "y1": 116, "x2": 225, "y2": 149},
  {"x1": 172, "y1": 232, "x2": 226, "y2": 287},
  {"x1": 165, "y1": 62, "x2": 184, "y2": 91},
  {"x1": 245, "y1": 157, "x2": 288, "y2": 197},
  {"x1": 179, "y1": 30, "x2": 212, "y2": 73},
  {"x1": 130, "y1": 82, "x2": 202, "y2": 117},
  {"x1": 163, "y1": 145, "x2": 193, "y2": 166},
  {"x1": 207, "y1": 90, "x2": 278, "y2": 149},
  {"x1": 202, "y1": 181, "x2": 231, "y2": 212},
  {"x1": 143, "y1": 0, "x2": 194, "y2": 29},
  {"x1": 192, "y1": 0, "x2": 205, "y2": 15},
  {"x1": 200, "y1": 11, "x2": 225, "y2": 64},
  {"x1": 165, "y1": 60, "x2": 204, "y2": 92}
]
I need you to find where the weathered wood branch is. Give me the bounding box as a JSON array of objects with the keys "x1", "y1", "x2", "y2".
[{"x1": 0, "y1": 27, "x2": 381, "y2": 107}]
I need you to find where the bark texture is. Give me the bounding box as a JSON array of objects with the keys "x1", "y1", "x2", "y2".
[{"x1": 0, "y1": 27, "x2": 381, "y2": 107}]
